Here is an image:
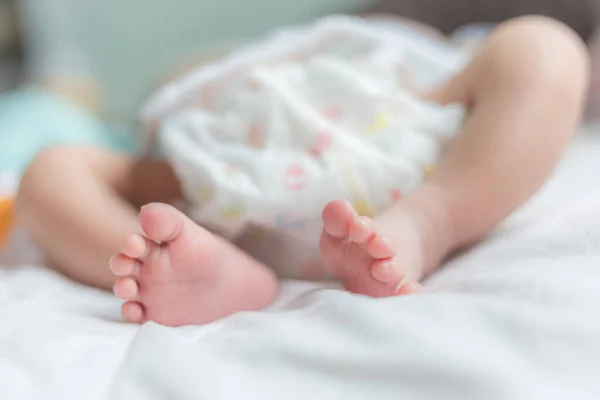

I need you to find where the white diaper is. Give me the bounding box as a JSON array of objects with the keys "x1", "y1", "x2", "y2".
[{"x1": 142, "y1": 16, "x2": 468, "y2": 280}]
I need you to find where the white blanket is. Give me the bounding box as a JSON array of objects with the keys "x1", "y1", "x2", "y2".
[{"x1": 3, "y1": 129, "x2": 600, "y2": 400}]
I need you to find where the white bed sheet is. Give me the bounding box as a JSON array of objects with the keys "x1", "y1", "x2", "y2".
[{"x1": 3, "y1": 128, "x2": 600, "y2": 399}]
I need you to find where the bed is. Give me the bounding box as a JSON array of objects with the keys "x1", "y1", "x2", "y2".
[{"x1": 2, "y1": 127, "x2": 600, "y2": 399}]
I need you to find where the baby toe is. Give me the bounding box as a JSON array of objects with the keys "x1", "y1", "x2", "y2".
[
  {"x1": 110, "y1": 254, "x2": 139, "y2": 277},
  {"x1": 396, "y1": 281, "x2": 422, "y2": 296},
  {"x1": 113, "y1": 278, "x2": 139, "y2": 300},
  {"x1": 349, "y1": 216, "x2": 376, "y2": 244},
  {"x1": 121, "y1": 301, "x2": 145, "y2": 323},
  {"x1": 121, "y1": 233, "x2": 149, "y2": 259},
  {"x1": 371, "y1": 259, "x2": 402, "y2": 284},
  {"x1": 322, "y1": 200, "x2": 355, "y2": 238},
  {"x1": 364, "y1": 234, "x2": 395, "y2": 259},
  {"x1": 139, "y1": 203, "x2": 189, "y2": 244}
]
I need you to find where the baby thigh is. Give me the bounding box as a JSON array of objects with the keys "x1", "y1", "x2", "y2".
[{"x1": 425, "y1": 16, "x2": 589, "y2": 247}]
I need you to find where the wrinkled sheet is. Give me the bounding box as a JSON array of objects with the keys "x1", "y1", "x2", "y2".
[{"x1": 3, "y1": 129, "x2": 600, "y2": 399}]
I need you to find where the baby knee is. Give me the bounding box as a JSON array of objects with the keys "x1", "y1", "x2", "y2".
[
  {"x1": 17, "y1": 146, "x2": 80, "y2": 210},
  {"x1": 483, "y1": 16, "x2": 590, "y2": 96}
]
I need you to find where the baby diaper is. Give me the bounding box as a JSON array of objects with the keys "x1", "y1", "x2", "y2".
[{"x1": 142, "y1": 16, "x2": 467, "y2": 279}]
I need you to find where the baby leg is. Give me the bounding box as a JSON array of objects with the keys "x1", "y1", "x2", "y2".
[
  {"x1": 321, "y1": 16, "x2": 589, "y2": 296},
  {"x1": 17, "y1": 146, "x2": 173, "y2": 289},
  {"x1": 17, "y1": 146, "x2": 278, "y2": 326}
]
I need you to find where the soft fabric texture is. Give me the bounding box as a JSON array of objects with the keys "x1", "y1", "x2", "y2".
[{"x1": 2, "y1": 127, "x2": 600, "y2": 399}]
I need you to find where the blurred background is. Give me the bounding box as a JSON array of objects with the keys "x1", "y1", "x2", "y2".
[
  {"x1": 0, "y1": 0, "x2": 373, "y2": 177},
  {"x1": 1, "y1": 0, "x2": 371, "y2": 124},
  {"x1": 0, "y1": 0, "x2": 598, "y2": 175}
]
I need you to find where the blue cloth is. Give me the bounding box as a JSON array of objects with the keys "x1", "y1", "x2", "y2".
[{"x1": 0, "y1": 87, "x2": 137, "y2": 174}]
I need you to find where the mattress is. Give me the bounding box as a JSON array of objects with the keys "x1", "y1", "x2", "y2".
[{"x1": 2, "y1": 127, "x2": 600, "y2": 399}]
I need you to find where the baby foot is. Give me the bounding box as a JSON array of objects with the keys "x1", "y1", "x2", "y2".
[
  {"x1": 110, "y1": 203, "x2": 278, "y2": 326},
  {"x1": 320, "y1": 200, "x2": 422, "y2": 297}
]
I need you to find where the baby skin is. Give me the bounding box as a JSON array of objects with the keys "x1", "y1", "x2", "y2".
[
  {"x1": 111, "y1": 198, "x2": 422, "y2": 324},
  {"x1": 17, "y1": 17, "x2": 589, "y2": 326}
]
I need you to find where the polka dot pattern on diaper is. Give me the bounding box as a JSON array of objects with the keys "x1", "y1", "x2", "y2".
[
  {"x1": 364, "y1": 109, "x2": 391, "y2": 134},
  {"x1": 197, "y1": 187, "x2": 214, "y2": 203},
  {"x1": 220, "y1": 206, "x2": 245, "y2": 219},
  {"x1": 322, "y1": 105, "x2": 344, "y2": 120},
  {"x1": 308, "y1": 131, "x2": 333, "y2": 157},
  {"x1": 424, "y1": 165, "x2": 436, "y2": 179},
  {"x1": 354, "y1": 200, "x2": 375, "y2": 218},
  {"x1": 284, "y1": 164, "x2": 308, "y2": 191},
  {"x1": 390, "y1": 189, "x2": 402, "y2": 201},
  {"x1": 247, "y1": 124, "x2": 265, "y2": 148}
]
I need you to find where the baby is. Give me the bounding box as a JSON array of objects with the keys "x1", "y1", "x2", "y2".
[{"x1": 16, "y1": 15, "x2": 588, "y2": 326}]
